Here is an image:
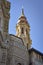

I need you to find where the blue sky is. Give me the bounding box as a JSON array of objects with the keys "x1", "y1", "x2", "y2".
[{"x1": 9, "y1": 0, "x2": 43, "y2": 53}]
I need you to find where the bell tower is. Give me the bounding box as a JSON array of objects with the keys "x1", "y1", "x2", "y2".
[{"x1": 16, "y1": 8, "x2": 32, "y2": 49}]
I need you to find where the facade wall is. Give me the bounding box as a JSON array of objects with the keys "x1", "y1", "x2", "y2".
[
  {"x1": 9, "y1": 35, "x2": 29, "y2": 65},
  {"x1": 0, "y1": 33, "x2": 29, "y2": 65},
  {"x1": 0, "y1": 7, "x2": 4, "y2": 32},
  {"x1": 0, "y1": 33, "x2": 43, "y2": 65},
  {"x1": 29, "y1": 51, "x2": 43, "y2": 65},
  {"x1": 0, "y1": 47, "x2": 7, "y2": 65}
]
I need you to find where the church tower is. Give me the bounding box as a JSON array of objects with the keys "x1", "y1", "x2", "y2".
[
  {"x1": 0, "y1": 0, "x2": 10, "y2": 39},
  {"x1": 16, "y1": 8, "x2": 32, "y2": 49}
]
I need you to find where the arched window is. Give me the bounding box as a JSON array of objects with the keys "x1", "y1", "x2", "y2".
[{"x1": 21, "y1": 28, "x2": 24, "y2": 34}]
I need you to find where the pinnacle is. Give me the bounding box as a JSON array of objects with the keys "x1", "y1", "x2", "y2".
[{"x1": 21, "y1": 7, "x2": 24, "y2": 16}]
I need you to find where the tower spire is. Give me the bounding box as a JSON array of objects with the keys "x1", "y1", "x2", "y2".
[{"x1": 21, "y1": 7, "x2": 24, "y2": 16}]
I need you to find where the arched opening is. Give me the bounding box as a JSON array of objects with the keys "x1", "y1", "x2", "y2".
[
  {"x1": 17, "y1": 63, "x2": 21, "y2": 65},
  {"x1": 21, "y1": 27, "x2": 24, "y2": 34},
  {"x1": 18, "y1": 29, "x2": 19, "y2": 34}
]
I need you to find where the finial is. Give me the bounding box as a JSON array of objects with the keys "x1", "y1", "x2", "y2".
[{"x1": 21, "y1": 6, "x2": 24, "y2": 16}]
